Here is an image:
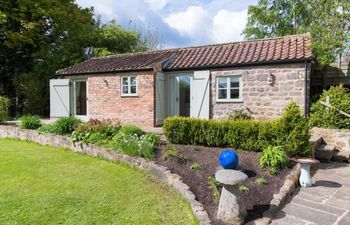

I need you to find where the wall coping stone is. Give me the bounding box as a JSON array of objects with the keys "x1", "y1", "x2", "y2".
[{"x1": 0, "y1": 125, "x2": 211, "y2": 225}]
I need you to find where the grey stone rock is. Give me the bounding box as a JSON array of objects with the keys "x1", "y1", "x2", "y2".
[
  {"x1": 215, "y1": 169, "x2": 248, "y2": 185},
  {"x1": 315, "y1": 144, "x2": 335, "y2": 162},
  {"x1": 217, "y1": 185, "x2": 246, "y2": 225}
]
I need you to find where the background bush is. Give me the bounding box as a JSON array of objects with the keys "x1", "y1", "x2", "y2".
[
  {"x1": 259, "y1": 146, "x2": 289, "y2": 175},
  {"x1": 19, "y1": 115, "x2": 42, "y2": 130},
  {"x1": 309, "y1": 85, "x2": 350, "y2": 129},
  {"x1": 0, "y1": 96, "x2": 10, "y2": 123},
  {"x1": 163, "y1": 102, "x2": 310, "y2": 156}
]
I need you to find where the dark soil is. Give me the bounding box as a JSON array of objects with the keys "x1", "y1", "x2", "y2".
[{"x1": 154, "y1": 142, "x2": 292, "y2": 225}]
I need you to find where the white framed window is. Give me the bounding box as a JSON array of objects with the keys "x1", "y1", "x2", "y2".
[
  {"x1": 121, "y1": 76, "x2": 137, "y2": 96},
  {"x1": 216, "y1": 75, "x2": 242, "y2": 102}
]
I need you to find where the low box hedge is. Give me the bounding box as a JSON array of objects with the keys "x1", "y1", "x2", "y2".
[{"x1": 163, "y1": 102, "x2": 310, "y2": 156}]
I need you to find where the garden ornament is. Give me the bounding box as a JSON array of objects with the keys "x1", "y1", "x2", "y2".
[
  {"x1": 296, "y1": 158, "x2": 320, "y2": 187},
  {"x1": 219, "y1": 149, "x2": 239, "y2": 169}
]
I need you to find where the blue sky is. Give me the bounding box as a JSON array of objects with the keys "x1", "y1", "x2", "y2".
[{"x1": 76, "y1": 0, "x2": 258, "y2": 48}]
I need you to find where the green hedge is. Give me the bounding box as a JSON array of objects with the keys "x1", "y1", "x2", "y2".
[
  {"x1": 163, "y1": 102, "x2": 310, "y2": 156},
  {"x1": 0, "y1": 96, "x2": 10, "y2": 123}
]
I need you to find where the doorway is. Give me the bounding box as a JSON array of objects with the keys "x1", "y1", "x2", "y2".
[
  {"x1": 72, "y1": 80, "x2": 87, "y2": 117},
  {"x1": 168, "y1": 74, "x2": 192, "y2": 117}
]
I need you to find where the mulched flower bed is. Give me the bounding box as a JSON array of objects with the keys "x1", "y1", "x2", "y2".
[{"x1": 154, "y1": 142, "x2": 292, "y2": 225}]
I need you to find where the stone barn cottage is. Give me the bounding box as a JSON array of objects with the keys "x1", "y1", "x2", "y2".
[{"x1": 51, "y1": 34, "x2": 312, "y2": 128}]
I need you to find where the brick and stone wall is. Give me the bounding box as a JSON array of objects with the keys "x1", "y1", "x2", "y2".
[
  {"x1": 311, "y1": 127, "x2": 350, "y2": 152},
  {"x1": 84, "y1": 71, "x2": 154, "y2": 127},
  {"x1": 211, "y1": 63, "x2": 310, "y2": 119}
]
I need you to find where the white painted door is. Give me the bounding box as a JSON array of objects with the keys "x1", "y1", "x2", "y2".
[
  {"x1": 50, "y1": 79, "x2": 71, "y2": 118},
  {"x1": 156, "y1": 72, "x2": 165, "y2": 125},
  {"x1": 190, "y1": 71, "x2": 210, "y2": 119}
]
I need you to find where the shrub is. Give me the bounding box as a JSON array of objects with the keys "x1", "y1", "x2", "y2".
[
  {"x1": 228, "y1": 109, "x2": 252, "y2": 120},
  {"x1": 259, "y1": 146, "x2": 289, "y2": 175},
  {"x1": 118, "y1": 125, "x2": 144, "y2": 137},
  {"x1": 310, "y1": 85, "x2": 350, "y2": 129},
  {"x1": 239, "y1": 185, "x2": 249, "y2": 192},
  {"x1": 112, "y1": 133, "x2": 154, "y2": 159},
  {"x1": 39, "y1": 117, "x2": 81, "y2": 135},
  {"x1": 144, "y1": 133, "x2": 160, "y2": 148},
  {"x1": 86, "y1": 118, "x2": 120, "y2": 136},
  {"x1": 163, "y1": 102, "x2": 310, "y2": 156},
  {"x1": 19, "y1": 115, "x2": 42, "y2": 130},
  {"x1": 0, "y1": 96, "x2": 10, "y2": 123}
]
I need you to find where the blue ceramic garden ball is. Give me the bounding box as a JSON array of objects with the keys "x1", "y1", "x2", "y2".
[{"x1": 219, "y1": 149, "x2": 239, "y2": 169}]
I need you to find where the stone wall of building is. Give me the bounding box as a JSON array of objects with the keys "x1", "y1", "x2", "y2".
[
  {"x1": 211, "y1": 63, "x2": 310, "y2": 119},
  {"x1": 87, "y1": 71, "x2": 155, "y2": 127},
  {"x1": 311, "y1": 127, "x2": 350, "y2": 152}
]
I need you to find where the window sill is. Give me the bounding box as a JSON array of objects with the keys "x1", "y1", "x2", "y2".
[
  {"x1": 216, "y1": 99, "x2": 243, "y2": 103},
  {"x1": 121, "y1": 94, "x2": 139, "y2": 98}
]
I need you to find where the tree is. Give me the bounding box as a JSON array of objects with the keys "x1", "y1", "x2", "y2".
[{"x1": 243, "y1": 0, "x2": 350, "y2": 67}]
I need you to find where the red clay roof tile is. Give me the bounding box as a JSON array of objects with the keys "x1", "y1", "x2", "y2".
[{"x1": 56, "y1": 34, "x2": 312, "y2": 75}]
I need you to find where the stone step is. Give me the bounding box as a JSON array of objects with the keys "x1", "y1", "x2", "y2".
[
  {"x1": 332, "y1": 150, "x2": 350, "y2": 163},
  {"x1": 309, "y1": 136, "x2": 324, "y2": 158},
  {"x1": 315, "y1": 144, "x2": 336, "y2": 162}
]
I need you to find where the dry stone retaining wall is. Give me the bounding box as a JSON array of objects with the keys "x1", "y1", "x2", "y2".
[
  {"x1": 0, "y1": 125, "x2": 211, "y2": 225},
  {"x1": 311, "y1": 127, "x2": 350, "y2": 151}
]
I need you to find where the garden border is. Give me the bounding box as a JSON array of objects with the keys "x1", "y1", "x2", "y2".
[
  {"x1": 0, "y1": 125, "x2": 211, "y2": 225},
  {"x1": 253, "y1": 163, "x2": 301, "y2": 225}
]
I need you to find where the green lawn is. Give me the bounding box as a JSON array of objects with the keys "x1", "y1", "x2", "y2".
[{"x1": 0, "y1": 138, "x2": 198, "y2": 225}]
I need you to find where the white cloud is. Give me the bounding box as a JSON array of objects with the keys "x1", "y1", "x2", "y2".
[
  {"x1": 164, "y1": 6, "x2": 211, "y2": 41},
  {"x1": 212, "y1": 9, "x2": 248, "y2": 43},
  {"x1": 144, "y1": 0, "x2": 168, "y2": 11}
]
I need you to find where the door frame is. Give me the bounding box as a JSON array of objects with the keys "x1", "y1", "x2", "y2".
[
  {"x1": 166, "y1": 72, "x2": 193, "y2": 117},
  {"x1": 71, "y1": 79, "x2": 88, "y2": 120}
]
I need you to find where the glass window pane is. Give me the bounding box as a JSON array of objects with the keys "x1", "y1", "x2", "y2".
[
  {"x1": 122, "y1": 77, "x2": 128, "y2": 85},
  {"x1": 230, "y1": 89, "x2": 239, "y2": 99},
  {"x1": 230, "y1": 80, "x2": 239, "y2": 88},
  {"x1": 122, "y1": 86, "x2": 128, "y2": 94},
  {"x1": 130, "y1": 86, "x2": 136, "y2": 94},
  {"x1": 218, "y1": 89, "x2": 227, "y2": 99},
  {"x1": 130, "y1": 77, "x2": 136, "y2": 85},
  {"x1": 218, "y1": 77, "x2": 227, "y2": 88}
]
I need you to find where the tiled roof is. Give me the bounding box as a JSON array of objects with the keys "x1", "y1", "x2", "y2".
[{"x1": 56, "y1": 34, "x2": 312, "y2": 75}]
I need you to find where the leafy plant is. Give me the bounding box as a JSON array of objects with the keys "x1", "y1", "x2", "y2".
[
  {"x1": 208, "y1": 176, "x2": 221, "y2": 203},
  {"x1": 259, "y1": 146, "x2": 289, "y2": 175},
  {"x1": 0, "y1": 96, "x2": 10, "y2": 123},
  {"x1": 38, "y1": 117, "x2": 82, "y2": 135},
  {"x1": 190, "y1": 163, "x2": 201, "y2": 170},
  {"x1": 118, "y1": 125, "x2": 145, "y2": 137},
  {"x1": 310, "y1": 85, "x2": 350, "y2": 129},
  {"x1": 112, "y1": 133, "x2": 154, "y2": 159},
  {"x1": 144, "y1": 133, "x2": 160, "y2": 148},
  {"x1": 164, "y1": 145, "x2": 186, "y2": 164},
  {"x1": 228, "y1": 109, "x2": 252, "y2": 120},
  {"x1": 239, "y1": 185, "x2": 249, "y2": 192},
  {"x1": 255, "y1": 177, "x2": 267, "y2": 185},
  {"x1": 19, "y1": 115, "x2": 42, "y2": 130}
]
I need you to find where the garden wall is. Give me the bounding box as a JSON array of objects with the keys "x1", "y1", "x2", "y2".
[
  {"x1": 0, "y1": 125, "x2": 210, "y2": 225},
  {"x1": 311, "y1": 127, "x2": 350, "y2": 151}
]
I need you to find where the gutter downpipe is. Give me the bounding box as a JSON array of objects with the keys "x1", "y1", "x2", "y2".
[{"x1": 304, "y1": 61, "x2": 309, "y2": 117}]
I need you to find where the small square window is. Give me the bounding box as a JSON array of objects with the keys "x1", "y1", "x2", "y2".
[
  {"x1": 216, "y1": 75, "x2": 241, "y2": 102},
  {"x1": 121, "y1": 76, "x2": 137, "y2": 96}
]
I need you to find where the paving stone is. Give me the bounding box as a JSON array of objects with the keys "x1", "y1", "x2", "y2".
[
  {"x1": 283, "y1": 203, "x2": 338, "y2": 225},
  {"x1": 291, "y1": 198, "x2": 345, "y2": 215},
  {"x1": 338, "y1": 211, "x2": 350, "y2": 225},
  {"x1": 270, "y1": 211, "x2": 307, "y2": 225},
  {"x1": 325, "y1": 196, "x2": 350, "y2": 210}
]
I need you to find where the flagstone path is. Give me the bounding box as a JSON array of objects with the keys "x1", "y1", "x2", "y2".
[{"x1": 271, "y1": 162, "x2": 350, "y2": 225}]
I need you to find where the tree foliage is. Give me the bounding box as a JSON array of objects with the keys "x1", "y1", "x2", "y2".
[
  {"x1": 0, "y1": 0, "x2": 161, "y2": 116},
  {"x1": 243, "y1": 0, "x2": 350, "y2": 67}
]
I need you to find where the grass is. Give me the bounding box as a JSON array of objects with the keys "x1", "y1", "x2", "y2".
[{"x1": 0, "y1": 138, "x2": 198, "y2": 225}]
